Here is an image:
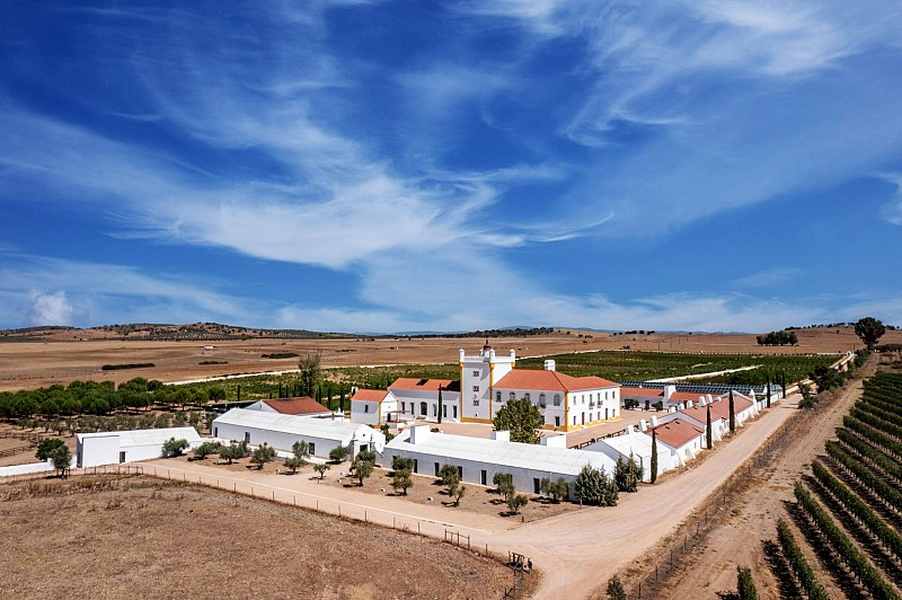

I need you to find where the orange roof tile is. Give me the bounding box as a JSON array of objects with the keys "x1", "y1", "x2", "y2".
[
  {"x1": 352, "y1": 388, "x2": 391, "y2": 403},
  {"x1": 651, "y1": 418, "x2": 704, "y2": 449},
  {"x1": 494, "y1": 369, "x2": 619, "y2": 392},
  {"x1": 388, "y1": 378, "x2": 454, "y2": 392},
  {"x1": 262, "y1": 396, "x2": 331, "y2": 416},
  {"x1": 621, "y1": 386, "x2": 664, "y2": 398}
]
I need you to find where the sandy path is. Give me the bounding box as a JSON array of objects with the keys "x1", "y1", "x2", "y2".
[
  {"x1": 137, "y1": 394, "x2": 801, "y2": 600},
  {"x1": 656, "y1": 368, "x2": 870, "y2": 599}
]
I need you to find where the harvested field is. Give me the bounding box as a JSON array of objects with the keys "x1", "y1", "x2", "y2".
[
  {"x1": 0, "y1": 474, "x2": 524, "y2": 600},
  {"x1": 0, "y1": 327, "x2": 891, "y2": 392}
]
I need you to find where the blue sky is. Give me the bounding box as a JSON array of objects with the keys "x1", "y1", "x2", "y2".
[{"x1": 1, "y1": 1, "x2": 902, "y2": 333}]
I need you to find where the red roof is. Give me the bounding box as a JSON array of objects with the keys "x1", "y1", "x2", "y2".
[
  {"x1": 651, "y1": 418, "x2": 704, "y2": 449},
  {"x1": 494, "y1": 369, "x2": 618, "y2": 393},
  {"x1": 681, "y1": 395, "x2": 753, "y2": 423},
  {"x1": 621, "y1": 386, "x2": 664, "y2": 398},
  {"x1": 389, "y1": 378, "x2": 453, "y2": 392},
  {"x1": 262, "y1": 396, "x2": 331, "y2": 416},
  {"x1": 352, "y1": 389, "x2": 391, "y2": 403}
]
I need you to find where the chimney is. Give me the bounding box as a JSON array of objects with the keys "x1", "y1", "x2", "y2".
[
  {"x1": 664, "y1": 385, "x2": 676, "y2": 400},
  {"x1": 686, "y1": 400, "x2": 694, "y2": 409},
  {"x1": 623, "y1": 427, "x2": 632, "y2": 436},
  {"x1": 544, "y1": 359, "x2": 556, "y2": 371},
  {"x1": 492, "y1": 430, "x2": 510, "y2": 442},
  {"x1": 639, "y1": 419, "x2": 648, "y2": 432},
  {"x1": 409, "y1": 425, "x2": 432, "y2": 445},
  {"x1": 459, "y1": 348, "x2": 465, "y2": 361},
  {"x1": 540, "y1": 434, "x2": 567, "y2": 448},
  {"x1": 650, "y1": 416, "x2": 659, "y2": 427},
  {"x1": 510, "y1": 349, "x2": 516, "y2": 361}
]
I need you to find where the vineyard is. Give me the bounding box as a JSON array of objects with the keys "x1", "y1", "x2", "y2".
[{"x1": 769, "y1": 371, "x2": 902, "y2": 600}]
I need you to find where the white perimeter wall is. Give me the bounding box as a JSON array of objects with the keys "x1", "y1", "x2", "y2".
[
  {"x1": 78, "y1": 435, "x2": 121, "y2": 468},
  {"x1": 213, "y1": 421, "x2": 382, "y2": 458}
]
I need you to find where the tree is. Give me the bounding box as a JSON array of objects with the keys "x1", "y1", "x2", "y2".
[
  {"x1": 162, "y1": 437, "x2": 189, "y2": 458},
  {"x1": 573, "y1": 464, "x2": 618, "y2": 506},
  {"x1": 313, "y1": 463, "x2": 330, "y2": 480},
  {"x1": 391, "y1": 455, "x2": 413, "y2": 473},
  {"x1": 298, "y1": 352, "x2": 322, "y2": 396},
  {"x1": 50, "y1": 444, "x2": 71, "y2": 478},
  {"x1": 192, "y1": 441, "x2": 220, "y2": 460},
  {"x1": 350, "y1": 452, "x2": 374, "y2": 486},
  {"x1": 650, "y1": 428, "x2": 658, "y2": 484},
  {"x1": 291, "y1": 440, "x2": 311, "y2": 462},
  {"x1": 451, "y1": 483, "x2": 466, "y2": 506},
  {"x1": 810, "y1": 366, "x2": 842, "y2": 392},
  {"x1": 438, "y1": 464, "x2": 460, "y2": 496},
  {"x1": 493, "y1": 472, "x2": 515, "y2": 504},
  {"x1": 798, "y1": 382, "x2": 817, "y2": 409},
  {"x1": 35, "y1": 437, "x2": 66, "y2": 462},
  {"x1": 706, "y1": 403, "x2": 713, "y2": 449},
  {"x1": 854, "y1": 317, "x2": 885, "y2": 351},
  {"x1": 736, "y1": 566, "x2": 758, "y2": 600},
  {"x1": 284, "y1": 456, "x2": 305, "y2": 474},
  {"x1": 540, "y1": 477, "x2": 570, "y2": 502},
  {"x1": 220, "y1": 443, "x2": 242, "y2": 464},
  {"x1": 756, "y1": 330, "x2": 798, "y2": 346},
  {"x1": 391, "y1": 468, "x2": 413, "y2": 495},
  {"x1": 606, "y1": 576, "x2": 627, "y2": 600},
  {"x1": 250, "y1": 443, "x2": 276, "y2": 469},
  {"x1": 614, "y1": 456, "x2": 642, "y2": 492},
  {"x1": 507, "y1": 493, "x2": 528, "y2": 515},
  {"x1": 328, "y1": 444, "x2": 349, "y2": 463},
  {"x1": 492, "y1": 398, "x2": 543, "y2": 444},
  {"x1": 728, "y1": 390, "x2": 736, "y2": 434}
]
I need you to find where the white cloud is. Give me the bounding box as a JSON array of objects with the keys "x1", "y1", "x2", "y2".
[
  {"x1": 732, "y1": 267, "x2": 801, "y2": 289},
  {"x1": 28, "y1": 291, "x2": 74, "y2": 326},
  {"x1": 877, "y1": 173, "x2": 902, "y2": 225}
]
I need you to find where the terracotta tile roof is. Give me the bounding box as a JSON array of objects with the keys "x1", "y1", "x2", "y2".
[
  {"x1": 651, "y1": 418, "x2": 704, "y2": 449},
  {"x1": 494, "y1": 369, "x2": 619, "y2": 393},
  {"x1": 262, "y1": 396, "x2": 331, "y2": 416},
  {"x1": 620, "y1": 386, "x2": 664, "y2": 398},
  {"x1": 352, "y1": 388, "x2": 391, "y2": 403},
  {"x1": 389, "y1": 378, "x2": 454, "y2": 392}
]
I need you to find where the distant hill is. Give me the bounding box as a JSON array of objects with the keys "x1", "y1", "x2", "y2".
[{"x1": 0, "y1": 322, "x2": 355, "y2": 342}]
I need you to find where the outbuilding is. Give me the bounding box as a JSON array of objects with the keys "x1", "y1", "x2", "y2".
[
  {"x1": 381, "y1": 426, "x2": 617, "y2": 498},
  {"x1": 583, "y1": 428, "x2": 675, "y2": 482},
  {"x1": 76, "y1": 426, "x2": 202, "y2": 468},
  {"x1": 350, "y1": 389, "x2": 398, "y2": 425},
  {"x1": 649, "y1": 419, "x2": 705, "y2": 466},
  {"x1": 246, "y1": 396, "x2": 333, "y2": 417},
  {"x1": 212, "y1": 408, "x2": 385, "y2": 459}
]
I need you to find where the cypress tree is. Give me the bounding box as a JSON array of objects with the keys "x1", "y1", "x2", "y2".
[
  {"x1": 705, "y1": 403, "x2": 713, "y2": 449},
  {"x1": 437, "y1": 386, "x2": 443, "y2": 424},
  {"x1": 650, "y1": 428, "x2": 658, "y2": 484},
  {"x1": 766, "y1": 380, "x2": 772, "y2": 408},
  {"x1": 339, "y1": 391, "x2": 346, "y2": 414},
  {"x1": 237, "y1": 385, "x2": 241, "y2": 404},
  {"x1": 728, "y1": 390, "x2": 736, "y2": 433}
]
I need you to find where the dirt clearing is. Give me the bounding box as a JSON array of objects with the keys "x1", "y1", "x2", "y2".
[{"x1": 0, "y1": 474, "x2": 523, "y2": 600}]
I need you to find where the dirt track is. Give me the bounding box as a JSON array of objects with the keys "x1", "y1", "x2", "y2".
[{"x1": 651, "y1": 360, "x2": 873, "y2": 599}]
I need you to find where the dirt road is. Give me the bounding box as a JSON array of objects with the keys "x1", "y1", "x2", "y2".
[{"x1": 652, "y1": 366, "x2": 870, "y2": 599}]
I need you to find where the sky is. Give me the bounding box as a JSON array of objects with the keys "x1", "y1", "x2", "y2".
[{"x1": 1, "y1": 1, "x2": 902, "y2": 333}]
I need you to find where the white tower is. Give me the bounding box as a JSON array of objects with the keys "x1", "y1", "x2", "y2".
[{"x1": 459, "y1": 341, "x2": 515, "y2": 422}]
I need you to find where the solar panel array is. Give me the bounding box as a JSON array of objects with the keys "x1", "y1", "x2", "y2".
[{"x1": 619, "y1": 381, "x2": 784, "y2": 397}]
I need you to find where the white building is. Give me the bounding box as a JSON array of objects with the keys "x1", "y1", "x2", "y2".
[
  {"x1": 659, "y1": 392, "x2": 759, "y2": 444},
  {"x1": 212, "y1": 408, "x2": 385, "y2": 459},
  {"x1": 76, "y1": 426, "x2": 202, "y2": 468},
  {"x1": 583, "y1": 428, "x2": 675, "y2": 482},
  {"x1": 246, "y1": 396, "x2": 333, "y2": 417},
  {"x1": 649, "y1": 418, "x2": 705, "y2": 466},
  {"x1": 381, "y1": 425, "x2": 617, "y2": 497},
  {"x1": 350, "y1": 388, "x2": 398, "y2": 425},
  {"x1": 389, "y1": 378, "x2": 461, "y2": 422}
]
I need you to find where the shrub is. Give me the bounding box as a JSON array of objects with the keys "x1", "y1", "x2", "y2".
[
  {"x1": 540, "y1": 477, "x2": 570, "y2": 502},
  {"x1": 161, "y1": 438, "x2": 189, "y2": 458},
  {"x1": 250, "y1": 443, "x2": 276, "y2": 469},
  {"x1": 192, "y1": 441, "x2": 220, "y2": 460},
  {"x1": 574, "y1": 465, "x2": 618, "y2": 506},
  {"x1": 313, "y1": 463, "x2": 330, "y2": 480},
  {"x1": 220, "y1": 443, "x2": 244, "y2": 464},
  {"x1": 438, "y1": 464, "x2": 460, "y2": 487},
  {"x1": 391, "y1": 468, "x2": 413, "y2": 495},
  {"x1": 391, "y1": 455, "x2": 413, "y2": 473},
  {"x1": 606, "y1": 576, "x2": 627, "y2": 600},
  {"x1": 50, "y1": 444, "x2": 72, "y2": 478},
  {"x1": 507, "y1": 493, "x2": 528, "y2": 514},
  {"x1": 328, "y1": 444, "x2": 349, "y2": 463}
]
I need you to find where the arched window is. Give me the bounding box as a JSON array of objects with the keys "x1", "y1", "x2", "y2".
[
  {"x1": 524, "y1": 393, "x2": 531, "y2": 402},
  {"x1": 553, "y1": 394, "x2": 561, "y2": 406},
  {"x1": 538, "y1": 393, "x2": 546, "y2": 407},
  {"x1": 509, "y1": 391, "x2": 516, "y2": 401}
]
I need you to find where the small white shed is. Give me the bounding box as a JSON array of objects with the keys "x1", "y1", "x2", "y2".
[{"x1": 76, "y1": 426, "x2": 202, "y2": 468}]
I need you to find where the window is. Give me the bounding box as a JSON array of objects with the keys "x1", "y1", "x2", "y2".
[
  {"x1": 481, "y1": 470, "x2": 487, "y2": 485},
  {"x1": 472, "y1": 385, "x2": 480, "y2": 392},
  {"x1": 496, "y1": 391, "x2": 502, "y2": 402},
  {"x1": 434, "y1": 462, "x2": 440, "y2": 476},
  {"x1": 119, "y1": 451, "x2": 126, "y2": 464},
  {"x1": 412, "y1": 459, "x2": 418, "y2": 473},
  {"x1": 533, "y1": 478, "x2": 541, "y2": 494},
  {"x1": 472, "y1": 370, "x2": 480, "y2": 377},
  {"x1": 244, "y1": 432, "x2": 250, "y2": 443},
  {"x1": 433, "y1": 404, "x2": 437, "y2": 416},
  {"x1": 538, "y1": 393, "x2": 546, "y2": 408},
  {"x1": 309, "y1": 443, "x2": 315, "y2": 455},
  {"x1": 553, "y1": 394, "x2": 561, "y2": 406},
  {"x1": 555, "y1": 416, "x2": 560, "y2": 427},
  {"x1": 457, "y1": 466, "x2": 463, "y2": 479},
  {"x1": 473, "y1": 398, "x2": 480, "y2": 406},
  {"x1": 453, "y1": 405, "x2": 458, "y2": 419},
  {"x1": 524, "y1": 393, "x2": 530, "y2": 402},
  {"x1": 443, "y1": 405, "x2": 447, "y2": 418},
  {"x1": 213, "y1": 427, "x2": 218, "y2": 437},
  {"x1": 509, "y1": 392, "x2": 515, "y2": 400},
  {"x1": 364, "y1": 404, "x2": 369, "y2": 413}
]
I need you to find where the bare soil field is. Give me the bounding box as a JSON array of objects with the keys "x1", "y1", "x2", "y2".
[
  {"x1": 1, "y1": 327, "x2": 892, "y2": 392},
  {"x1": 0, "y1": 474, "x2": 523, "y2": 600},
  {"x1": 169, "y1": 454, "x2": 580, "y2": 523},
  {"x1": 638, "y1": 358, "x2": 876, "y2": 599}
]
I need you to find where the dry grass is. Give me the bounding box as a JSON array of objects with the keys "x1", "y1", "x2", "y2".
[
  {"x1": 1, "y1": 327, "x2": 891, "y2": 391},
  {"x1": 0, "y1": 474, "x2": 524, "y2": 600}
]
